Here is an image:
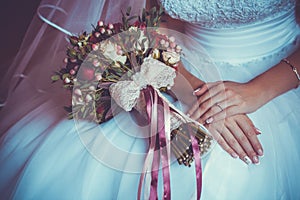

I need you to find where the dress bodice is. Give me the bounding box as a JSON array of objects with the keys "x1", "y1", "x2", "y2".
[
  {"x1": 160, "y1": 0, "x2": 300, "y2": 65},
  {"x1": 160, "y1": 0, "x2": 295, "y2": 29}
]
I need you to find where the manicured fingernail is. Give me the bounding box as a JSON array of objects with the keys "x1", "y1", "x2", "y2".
[
  {"x1": 255, "y1": 127, "x2": 262, "y2": 135},
  {"x1": 206, "y1": 117, "x2": 213, "y2": 124},
  {"x1": 254, "y1": 160, "x2": 261, "y2": 166},
  {"x1": 257, "y1": 149, "x2": 264, "y2": 156},
  {"x1": 253, "y1": 156, "x2": 259, "y2": 164},
  {"x1": 231, "y1": 153, "x2": 239, "y2": 159},
  {"x1": 243, "y1": 156, "x2": 252, "y2": 165},
  {"x1": 193, "y1": 87, "x2": 201, "y2": 95}
]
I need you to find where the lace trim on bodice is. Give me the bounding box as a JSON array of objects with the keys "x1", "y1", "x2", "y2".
[{"x1": 160, "y1": 0, "x2": 295, "y2": 29}]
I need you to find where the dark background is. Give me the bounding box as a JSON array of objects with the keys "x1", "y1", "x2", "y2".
[{"x1": 0, "y1": 0, "x2": 42, "y2": 81}]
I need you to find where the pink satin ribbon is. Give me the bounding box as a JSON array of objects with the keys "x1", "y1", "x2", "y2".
[
  {"x1": 137, "y1": 86, "x2": 202, "y2": 200},
  {"x1": 189, "y1": 126, "x2": 202, "y2": 199}
]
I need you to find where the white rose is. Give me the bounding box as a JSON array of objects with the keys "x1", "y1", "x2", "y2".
[
  {"x1": 100, "y1": 40, "x2": 127, "y2": 64},
  {"x1": 162, "y1": 51, "x2": 180, "y2": 65}
]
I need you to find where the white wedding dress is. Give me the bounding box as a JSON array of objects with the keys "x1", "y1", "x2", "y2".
[{"x1": 1, "y1": 0, "x2": 300, "y2": 199}]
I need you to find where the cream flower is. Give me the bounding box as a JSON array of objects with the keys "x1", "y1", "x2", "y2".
[
  {"x1": 100, "y1": 40, "x2": 126, "y2": 64},
  {"x1": 162, "y1": 51, "x2": 180, "y2": 65}
]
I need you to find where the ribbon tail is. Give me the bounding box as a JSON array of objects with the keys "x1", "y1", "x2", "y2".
[
  {"x1": 158, "y1": 98, "x2": 171, "y2": 200},
  {"x1": 149, "y1": 89, "x2": 159, "y2": 200},
  {"x1": 150, "y1": 139, "x2": 160, "y2": 200},
  {"x1": 137, "y1": 132, "x2": 156, "y2": 200},
  {"x1": 138, "y1": 87, "x2": 159, "y2": 200},
  {"x1": 188, "y1": 126, "x2": 202, "y2": 200}
]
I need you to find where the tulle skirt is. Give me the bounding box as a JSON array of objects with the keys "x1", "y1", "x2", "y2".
[
  {"x1": 1, "y1": 24, "x2": 300, "y2": 200},
  {"x1": 1, "y1": 51, "x2": 300, "y2": 200}
]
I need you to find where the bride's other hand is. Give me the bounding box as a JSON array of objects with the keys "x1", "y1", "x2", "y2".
[
  {"x1": 205, "y1": 114, "x2": 263, "y2": 165},
  {"x1": 188, "y1": 81, "x2": 262, "y2": 124},
  {"x1": 188, "y1": 50, "x2": 300, "y2": 124}
]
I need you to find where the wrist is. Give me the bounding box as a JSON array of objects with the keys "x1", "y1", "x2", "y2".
[
  {"x1": 177, "y1": 61, "x2": 205, "y2": 89},
  {"x1": 245, "y1": 52, "x2": 300, "y2": 108},
  {"x1": 245, "y1": 78, "x2": 272, "y2": 109},
  {"x1": 281, "y1": 58, "x2": 300, "y2": 88}
]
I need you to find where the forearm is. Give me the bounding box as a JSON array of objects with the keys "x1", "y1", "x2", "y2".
[
  {"x1": 176, "y1": 62, "x2": 205, "y2": 89},
  {"x1": 170, "y1": 62, "x2": 205, "y2": 105},
  {"x1": 146, "y1": 0, "x2": 205, "y2": 104},
  {"x1": 248, "y1": 47, "x2": 300, "y2": 106}
]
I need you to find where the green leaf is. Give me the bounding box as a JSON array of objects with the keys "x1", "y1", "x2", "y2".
[
  {"x1": 77, "y1": 54, "x2": 84, "y2": 61},
  {"x1": 62, "y1": 73, "x2": 69, "y2": 79},
  {"x1": 64, "y1": 106, "x2": 72, "y2": 112},
  {"x1": 69, "y1": 36, "x2": 78, "y2": 46},
  {"x1": 67, "y1": 113, "x2": 74, "y2": 119},
  {"x1": 151, "y1": 6, "x2": 157, "y2": 16},
  {"x1": 67, "y1": 48, "x2": 77, "y2": 58},
  {"x1": 142, "y1": 8, "x2": 146, "y2": 21},
  {"x1": 51, "y1": 75, "x2": 60, "y2": 81},
  {"x1": 159, "y1": 6, "x2": 164, "y2": 15},
  {"x1": 126, "y1": 7, "x2": 131, "y2": 16},
  {"x1": 63, "y1": 84, "x2": 72, "y2": 89}
]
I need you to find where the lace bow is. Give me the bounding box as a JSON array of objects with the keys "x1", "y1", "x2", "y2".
[{"x1": 109, "y1": 57, "x2": 176, "y2": 111}]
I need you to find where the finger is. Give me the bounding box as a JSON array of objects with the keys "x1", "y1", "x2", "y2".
[
  {"x1": 190, "y1": 98, "x2": 216, "y2": 121},
  {"x1": 191, "y1": 85, "x2": 226, "y2": 118},
  {"x1": 192, "y1": 86, "x2": 208, "y2": 96},
  {"x1": 237, "y1": 117, "x2": 264, "y2": 157},
  {"x1": 226, "y1": 119, "x2": 259, "y2": 164},
  {"x1": 216, "y1": 124, "x2": 250, "y2": 164},
  {"x1": 188, "y1": 89, "x2": 224, "y2": 119},
  {"x1": 193, "y1": 82, "x2": 221, "y2": 96},
  {"x1": 200, "y1": 99, "x2": 237, "y2": 124},
  {"x1": 196, "y1": 83, "x2": 225, "y2": 105},
  {"x1": 206, "y1": 105, "x2": 238, "y2": 123},
  {"x1": 187, "y1": 94, "x2": 213, "y2": 118},
  {"x1": 206, "y1": 125, "x2": 239, "y2": 159},
  {"x1": 197, "y1": 104, "x2": 227, "y2": 124},
  {"x1": 255, "y1": 127, "x2": 262, "y2": 135},
  {"x1": 188, "y1": 82, "x2": 226, "y2": 117},
  {"x1": 201, "y1": 108, "x2": 228, "y2": 124}
]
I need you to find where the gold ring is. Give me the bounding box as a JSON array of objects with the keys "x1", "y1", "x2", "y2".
[{"x1": 216, "y1": 103, "x2": 223, "y2": 111}]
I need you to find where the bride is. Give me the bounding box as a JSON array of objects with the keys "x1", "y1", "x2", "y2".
[{"x1": 1, "y1": 0, "x2": 300, "y2": 199}]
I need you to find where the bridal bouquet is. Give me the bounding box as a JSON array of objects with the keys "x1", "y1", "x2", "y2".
[{"x1": 52, "y1": 6, "x2": 213, "y2": 199}]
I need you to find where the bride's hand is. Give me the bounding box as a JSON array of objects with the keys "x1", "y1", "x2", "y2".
[
  {"x1": 204, "y1": 114, "x2": 263, "y2": 165},
  {"x1": 188, "y1": 81, "x2": 263, "y2": 124}
]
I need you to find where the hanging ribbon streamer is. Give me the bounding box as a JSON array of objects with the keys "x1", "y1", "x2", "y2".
[
  {"x1": 137, "y1": 86, "x2": 202, "y2": 200},
  {"x1": 37, "y1": 4, "x2": 74, "y2": 36},
  {"x1": 189, "y1": 127, "x2": 202, "y2": 199},
  {"x1": 109, "y1": 57, "x2": 207, "y2": 199},
  {"x1": 137, "y1": 87, "x2": 158, "y2": 200},
  {"x1": 159, "y1": 98, "x2": 171, "y2": 200}
]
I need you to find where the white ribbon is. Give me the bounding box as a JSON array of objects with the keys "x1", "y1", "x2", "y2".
[
  {"x1": 37, "y1": 4, "x2": 74, "y2": 36},
  {"x1": 109, "y1": 57, "x2": 176, "y2": 111}
]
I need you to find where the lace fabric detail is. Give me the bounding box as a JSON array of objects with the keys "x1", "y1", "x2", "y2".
[
  {"x1": 160, "y1": 0, "x2": 295, "y2": 29},
  {"x1": 109, "y1": 57, "x2": 176, "y2": 111}
]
